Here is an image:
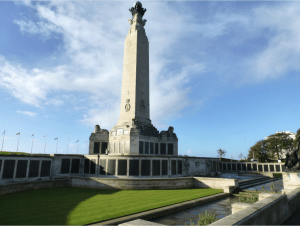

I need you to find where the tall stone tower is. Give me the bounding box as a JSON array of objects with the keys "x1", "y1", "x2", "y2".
[
  {"x1": 89, "y1": 1, "x2": 178, "y2": 158},
  {"x1": 118, "y1": 1, "x2": 151, "y2": 127}
]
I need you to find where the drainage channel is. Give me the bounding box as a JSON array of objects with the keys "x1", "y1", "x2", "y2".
[
  {"x1": 151, "y1": 176, "x2": 284, "y2": 225},
  {"x1": 151, "y1": 195, "x2": 238, "y2": 225}
]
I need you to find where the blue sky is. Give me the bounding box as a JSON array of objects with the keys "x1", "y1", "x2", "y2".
[{"x1": 0, "y1": 1, "x2": 299, "y2": 158}]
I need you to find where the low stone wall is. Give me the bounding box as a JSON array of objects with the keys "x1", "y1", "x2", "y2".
[
  {"x1": 0, "y1": 178, "x2": 70, "y2": 195},
  {"x1": 193, "y1": 177, "x2": 238, "y2": 190},
  {"x1": 211, "y1": 187, "x2": 300, "y2": 225},
  {"x1": 71, "y1": 177, "x2": 194, "y2": 190}
]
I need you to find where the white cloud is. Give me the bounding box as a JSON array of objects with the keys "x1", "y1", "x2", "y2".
[
  {"x1": 16, "y1": 111, "x2": 37, "y2": 117},
  {"x1": 1, "y1": 1, "x2": 206, "y2": 130}
]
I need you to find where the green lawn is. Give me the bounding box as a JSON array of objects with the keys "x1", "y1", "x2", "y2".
[
  {"x1": 0, "y1": 151, "x2": 30, "y2": 155},
  {"x1": 0, "y1": 187, "x2": 223, "y2": 225}
]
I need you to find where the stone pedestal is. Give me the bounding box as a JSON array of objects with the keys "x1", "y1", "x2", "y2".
[{"x1": 282, "y1": 172, "x2": 300, "y2": 193}]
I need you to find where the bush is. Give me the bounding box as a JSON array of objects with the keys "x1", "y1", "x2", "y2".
[
  {"x1": 185, "y1": 211, "x2": 218, "y2": 225},
  {"x1": 238, "y1": 193, "x2": 258, "y2": 204}
]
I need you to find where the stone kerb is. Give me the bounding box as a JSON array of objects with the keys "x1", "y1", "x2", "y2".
[
  {"x1": 193, "y1": 177, "x2": 238, "y2": 193},
  {"x1": 211, "y1": 193, "x2": 289, "y2": 225},
  {"x1": 71, "y1": 177, "x2": 194, "y2": 190},
  {"x1": 282, "y1": 172, "x2": 300, "y2": 192}
]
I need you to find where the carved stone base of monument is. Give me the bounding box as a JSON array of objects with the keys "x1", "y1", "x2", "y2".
[{"x1": 282, "y1": 172, "x2": 300, "y2": 193}]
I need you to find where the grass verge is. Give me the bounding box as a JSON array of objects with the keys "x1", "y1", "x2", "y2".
[{"x1": 0, "y1": 187, "x2": 223, "y2": 225}]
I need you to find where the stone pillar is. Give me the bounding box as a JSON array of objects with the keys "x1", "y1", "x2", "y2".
[
  {"x1": 38, "y1": 160, "x2": 42, "y2": 178},
  {"x1": 13, "y1": 159, "x2": 17, "y2": 179}
]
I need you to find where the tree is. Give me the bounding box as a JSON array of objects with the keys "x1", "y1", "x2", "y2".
[
  {"x1": 239, "y1": 153, "x2": 243, "y2": 160},
  {"x1": 247, "y1": 140, "x2": 269, "y2": 162},
  {"x1": 265, "y1": 132, "x2": 294, "y2": 160},
  {"x1": 293, "y1": 128, "x2": 300, "y2": 149},
  {"x1": 217, "y1": 148, "x2": 226, "y2": 158},
  {"x1": 248, "y1": 132, "x2": 295, "y2": 162}
]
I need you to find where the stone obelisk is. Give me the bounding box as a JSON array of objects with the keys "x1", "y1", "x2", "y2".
[{"x1": 117, "y1": 1, "x2": 151, "y2": 127}]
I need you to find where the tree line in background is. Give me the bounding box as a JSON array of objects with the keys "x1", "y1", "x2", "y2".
[
  {"x1": 247, "y1": 129, "x2": 300, "y2": 162},
  {"x1": 216, "y1": 129, "x2": 300, "y2": 162}
]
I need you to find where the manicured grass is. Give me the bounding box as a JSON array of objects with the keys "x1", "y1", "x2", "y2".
[
  {"x1": 0, "y1": 151, "x2": 30, "y2": 155},
  {"x1": 0, "y1": 187, "x2": 223, "y2": 225},
  {"x1": 273, "y1": 173, "x2": 282, "y2": 178}
]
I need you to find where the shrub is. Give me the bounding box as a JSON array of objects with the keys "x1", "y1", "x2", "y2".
[{"x1": 185, "y1": 211, "x2": 218, "y2": 225}]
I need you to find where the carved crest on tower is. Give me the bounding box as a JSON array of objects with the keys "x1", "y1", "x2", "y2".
[{"x1": 125, "y1": 99, "x2": 131, "y2": 112}]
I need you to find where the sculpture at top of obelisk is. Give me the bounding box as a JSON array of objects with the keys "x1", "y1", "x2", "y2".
[
  {"x1": 128, "y1": 1, "x2": 147, "y2": 26},
  {"x1": 116, "y1": 1, "x2": 152, "y2": 128}
]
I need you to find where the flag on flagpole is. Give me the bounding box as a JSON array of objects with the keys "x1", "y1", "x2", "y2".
[
  {"x1": 2, "y1": 131, "x2": 5, "y2": 135},
  {"x1": 54, "y1": 137, "x2": 58, "y2": 140},
  {"x1": 31, "y1": 134, "x2": 34, "y2": 137},
  {"x1": 16, "y1": 132, "x2": 20, "y2": 135},
  {"x1": 76, "y1": 140, "x2": 79, "y2": 143}
]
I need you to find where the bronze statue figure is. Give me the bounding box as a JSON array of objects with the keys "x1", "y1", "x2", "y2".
[{"x1": 285, "y1": 136, "x2": 300, "y2": 172}]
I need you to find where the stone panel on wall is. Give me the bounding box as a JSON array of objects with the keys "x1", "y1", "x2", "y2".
[
  {"x1": 247, "y1": 163, "x2": 251, "y2": 171},
  {"x1": 84, "y1": 159, "x2": 89, "y2": 174},
  {"x1": 41, "y1": 160, "x2": 51, "y2": 177},
  {"x1": 253, "y1": 163, "x2": 257, "y2": 171},
  {"x1": 0, "y1": 159, "x2": 2, "y2": 171},
  {"x1": 160, "y1": 143, "x2": 166, "y2": 155},
  {"x1": 99, "y1": 159, "x2": 106, "y2": 175},
  {"x1": 2, "y1": 160, "x2": 15, "y2": 179},
  {"x1": 219, "y1": 162, "x2": 222, "y2": 170},
  {"x1": 94, "y1": 142, "x2": 100, "y2": 154},
  {"x1": 152, "y1": 160, "x2": 160, "y2": 176},
  {"x1": 90, "y1": 159, "x2": 96, "y2": 174},
  {"x1": 61, "y1": 158, "x2": 70, "y2": 174},
  {"x1": 168, "y1": 143, "x2": 173, "y2": 155},
  {"x1": 232, "y1": 163, "x2": 236, "y2": 171},
  {"x1": 264, "y1": 165, "x2": 269, "y2": 172},
  {"x1": 282, "y1": 165, "x2": 286, "y2": 171},
  {"x1": 223, "y1": 163, "x2": 226, "y2": 170},
  {"x1": 29, "y1": 160, "x2": 40, "y2": 178},
  {"x1": 237, "y1": 164, "x2": 241, "y2": 171},
  {"x1": 139, "y1": 141, "x2": 144, "y2": 154},
  {"x1": 171, "y1": 160, "x2": 176, "y2": 175},
  {"x1": 178, "y1": 160, "x2": 182, "y2": 174},
  {"x1": 71, "y1": 159, "x2": 80, "y2": 174},
  {"x1": 118, "y1": 160, "x2": 127, "y2": 175},
  {"x1": 101, "y1": 142, "x2": 108, "y2": 154},
  {"x1": 275, "y1": 165, "x2": 280, "y2": 172},
  {"x1": 107, "y1": 160, "x2": 116, "y2": 175},
  {"x1": 227, "y1": 163, "x2": 231, "y2": 171},
  {"x1": 242, "y1": 164, "x2": 246, "y2": 171},
  {"x1": 16, "y1": 160, "x2": 28, "y2": 178},
  {"x1": 162, "y1": 160, "x2": 168, "y2": 175},
  {"x1": 145, "y1": 142, "x2": 149, "y2": 154},
  {"x1": 155, "y1": 143, "x2": 158, "y2": 154},
  {"x1": 150, "y1": 143, "x2": 154, "y2": 154},
  {"x1": 129, "y1": 159, "x2": 139, "y2": 176},
  {"x1": 270, "y1": 164, "x2": 274, "y2": 172},
  {"x1": 141, "y1": 160, "x2": 150, "y2": 176},
  {"x1": 258, "y1": 164, "x2": 263, "y2": 171}
]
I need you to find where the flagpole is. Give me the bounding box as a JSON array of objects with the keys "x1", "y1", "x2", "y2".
[
  {"x1": 44, "y1": 135, "x2": 47, "y2": 154},
  {"x1": 31, "y1": 134, "x2": 34, "y2": 154},
  {"x1": 67, "y1": 139, "x2": 69, "y2": 154},
  {"x1": 76, "y1": 140, "x2": 79, "y2": 154},
  {"x1": 56, "y1": 138, "x2": 58, "y2": 154},
  {"x1": 1, "y1": 131, "x2": 5, "y2": 151},
  {"x1": 16, "y1": 133, "x2": 20, "y2": 152}
]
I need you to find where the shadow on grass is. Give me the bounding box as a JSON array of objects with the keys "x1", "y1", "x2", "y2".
[{"x1": 0, "y1": 187, "x2": 120, "y2": 225}]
